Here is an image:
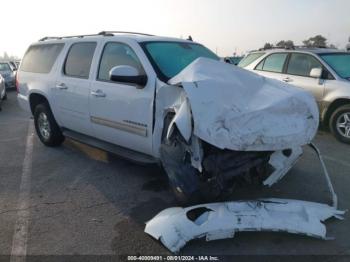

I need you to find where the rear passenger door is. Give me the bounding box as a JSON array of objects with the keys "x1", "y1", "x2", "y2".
[
  {"x1": 54, "y1": 42, "x2": 97, "y2": 136},
  {"x1": 284, "y1": 53, "x2": 325, "y2": 104}
]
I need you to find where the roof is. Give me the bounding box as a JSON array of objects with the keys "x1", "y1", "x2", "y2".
[
  {"x1": 249, "y1": 47, "x2": 345, "y2": 55},
  {"x1": 35, "y1": 31, "x2": 195, "y2": 45}
]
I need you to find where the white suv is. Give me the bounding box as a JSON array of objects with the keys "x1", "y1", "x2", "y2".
[{"x1": 17, "y1": 32, "x2": 319, "y2": 203}]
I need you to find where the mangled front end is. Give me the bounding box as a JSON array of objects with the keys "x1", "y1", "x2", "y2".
[{"x1": 155, "y1": 58, "x2": 319, "y2": 202}]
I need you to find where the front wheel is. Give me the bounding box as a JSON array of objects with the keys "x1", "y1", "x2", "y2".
[
  {"x1": 329, "y1": 105, "x2": 350, "y2": 144},
  {"x1": 34, "y1": 103, "x2": 65, "y2": 147}
]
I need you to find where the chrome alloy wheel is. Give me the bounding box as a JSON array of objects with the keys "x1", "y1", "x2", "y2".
[
  {"x1": 336, "y1": 112, "x2": 350, "y2": 138},
  {"x1": 38, "y1": 112, "x2": 51, "y2": 140}
]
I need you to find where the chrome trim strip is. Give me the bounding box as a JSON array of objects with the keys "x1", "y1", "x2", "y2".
[{"x1": 91, "y1": 116, "x2": 147, "y2": 137}]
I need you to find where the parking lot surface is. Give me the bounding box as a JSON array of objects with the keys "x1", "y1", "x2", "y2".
[{"x1": 1, "y1": 91, "x2": 350, "y2": 260}]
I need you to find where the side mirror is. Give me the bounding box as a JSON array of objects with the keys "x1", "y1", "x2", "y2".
[
  {"x1": 109, "y1": 65, "x2": 147, "y2": 87},
  {"x1": 310, "y1": 68, "x2": 322, "y2": 78}
]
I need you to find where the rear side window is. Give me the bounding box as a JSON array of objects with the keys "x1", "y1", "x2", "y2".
[
  {"x1": 256, "y1": 53, "x2": 288, "y2": 73},
  {"x1": 238, "y1": 52, "x2": 265, "y2": 68},
  {"x1": 21, "y1": 44, "x2": 64, "y2": 73},
  {"x1": 287, "y1": 53, "x2": 322, "y2": 77},
  {"x1": 64, "y1": 42, "x2": 97, "y2": 78}
]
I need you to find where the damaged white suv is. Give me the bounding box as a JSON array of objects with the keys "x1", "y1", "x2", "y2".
[{"x1": 17, "y1": 32, "x2": 319, "y2": 203}]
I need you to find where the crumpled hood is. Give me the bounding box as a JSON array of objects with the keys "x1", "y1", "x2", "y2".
[{"x1": 168, "y1": 58, "x2": 319, "y2": 151}]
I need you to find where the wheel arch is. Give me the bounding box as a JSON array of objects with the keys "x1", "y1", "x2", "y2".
[
  {"x1": 29, "y1": 92, "x2": 50, "y2": 115},
  {"x1": 323, "y1": 98, "x2": 350, "y2": 127}
]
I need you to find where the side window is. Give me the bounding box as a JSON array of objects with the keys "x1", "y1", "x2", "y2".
[
  {"x1": 21, "y1": 44, "x2": 64, "y2": 73},
  {"x1": 256, "y1": 53, "x2": 288, "y2": 73},
  {"x1": 98, "y1": 42, "x2": 144, "y2": 81},
  {"x1": 287, "y1": 53, "x2": 322, "y2": 77},
  {"x1": 237, "y1": 52, "x2": 265, "y2": 68},
  {"x1": 64, "y1": 42, "x2": 97, "y2": 78}
]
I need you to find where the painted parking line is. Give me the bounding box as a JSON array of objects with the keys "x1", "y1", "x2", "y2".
[{"x1": 10, "y1": 121, "x2": 34, "y2": 262}]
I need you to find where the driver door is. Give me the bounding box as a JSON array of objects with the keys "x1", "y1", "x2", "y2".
[{"x1": 89, "y1": 41, "x2": 155, "y2": 156}]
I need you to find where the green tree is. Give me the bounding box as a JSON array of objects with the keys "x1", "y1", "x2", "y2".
[
  {"x1": 276, "y1": 40, "x2": 294, "y2": 49},
  {"x1": 263, "y1": 42, "x2": 273, "y2": 50},
  {"x1": 303, "y1": 35, "x2": 327, "y2": 47}
]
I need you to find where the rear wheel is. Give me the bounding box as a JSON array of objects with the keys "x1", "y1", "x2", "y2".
[
  {"x1": 34, "y1": 103, "x2": 65, "y2": 147},
  {"x1": 329, "y1": 105, "x2": 350, "y2": 144}
]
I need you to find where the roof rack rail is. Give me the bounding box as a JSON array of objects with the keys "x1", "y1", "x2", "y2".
[
  {"x1": 39, "y1": 31, "x2": 154, "y2": 41},
  {"x1": 98, "y1": 31, "x2": 154, "y2": 36},
  {"x1": 39, "y1": 33, "x2": 104, "y2": 42},
  {"x1": 258, "y1": 46, "x2": 293, "y2": 51}
]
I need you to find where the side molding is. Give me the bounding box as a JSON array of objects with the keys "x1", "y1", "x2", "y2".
[{"x1": 91, "y1": 116, "x2": 147, "y2": 137}]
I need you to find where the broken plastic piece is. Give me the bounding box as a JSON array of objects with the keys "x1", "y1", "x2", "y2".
[
  {"x1": 263, "y1": 146, "x2": 302, "y2": 186},
  {"x1": 145, "y1": 199, "x2": 345, "y2": 253}
]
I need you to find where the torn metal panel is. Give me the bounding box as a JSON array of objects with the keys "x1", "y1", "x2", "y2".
[
  {"x1": 166, "y1": 98, "x2": 192, "y2": 143},
  {"x1": 152, "y1": 82, "x2": 185, "y2": 158},
  {"x1": 263, "y1": 146, "x2": 303, "y2": 186},
  {"x1": 145, "y1": 199, "x2": 345, "y2": 253},
  {"x1": 168, "y1": 58, "x2": 319, "y2": 151}
]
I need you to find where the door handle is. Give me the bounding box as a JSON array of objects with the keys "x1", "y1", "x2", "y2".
[
  {"x1": 91, "y1": 89, "x2": 106, "y2": 97},
  {"x1": 282, "y1": 77, "x2": 293, "y2": 83},
  {"x1": 56, "y1": 83, "x2": 68, "y2": 90}
]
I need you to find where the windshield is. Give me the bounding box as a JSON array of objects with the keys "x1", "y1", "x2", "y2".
[
  {"x1": 319, "y1": 53, "x2": 350, "y2": 79},
  {"x1": 238, "y1": 52, "x2": 265, "y2": 68},
  {"x1": 0, "y1": 63, "x2": 11, "y2": 71},
  {"x1": 141, "y1": 41, "x2": 219, "y2": 81}
]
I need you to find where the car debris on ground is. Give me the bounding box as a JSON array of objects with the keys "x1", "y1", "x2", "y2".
[{"x1": 145, "y1": 58, "x2": 345, "y2": 253}]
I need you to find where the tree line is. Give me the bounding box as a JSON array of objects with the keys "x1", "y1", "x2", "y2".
[
  {"x1": 0, "y1": 52, "x2": 19, "y2": 61},
  {"x1": 262, "y1": 35, "x2": 336, "y2": 50}
]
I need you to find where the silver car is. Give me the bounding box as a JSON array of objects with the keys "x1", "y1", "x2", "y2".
[
  {"x1": 239, "y1": 48, "x2": 350, "y2": 144},
  {"x1": 0, "y1": 62, "x2": 16, "y2": 89}
]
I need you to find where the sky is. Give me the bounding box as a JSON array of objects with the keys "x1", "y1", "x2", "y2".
[{"x1": 1, "y1": 0, "x2": 349, "y2": 58}]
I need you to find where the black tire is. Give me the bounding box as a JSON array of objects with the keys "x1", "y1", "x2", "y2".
[
  {"x1": 2, "y1": 91, "x2": 7, "y2": 100},
  {"x1": 34, "y1": 103, "x2": 64, "y2": 147},
  {"x1": 329, "y1": 104, "x2": 350, "y2": 144}
]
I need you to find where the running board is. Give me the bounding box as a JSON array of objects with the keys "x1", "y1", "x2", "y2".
[{"x1": 62, "y1": 129, "x2": 157, "y2": 164}]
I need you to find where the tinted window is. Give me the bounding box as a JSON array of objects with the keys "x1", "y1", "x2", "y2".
[
  {"x1": 256, "y1": 53, "x2": 287, "y2": 73},
  {"x1": 21, "y1": 44, "x2": 64, "y2": 73},
  {"x1": 287, "y1": 53, "x2": 322, "y2": 77},
  {"x1": 98, "y1": 42, "x2": 144, "y2": 81},
  {"x1": 238, "y1": 52, "x2": 265, "y2": 68},
  {"x1": 319, "y1": 53, "x2": 350, "y2": 79},
  {"x1": 64, "y1": 42, "x2": 96, "y2": 78}
]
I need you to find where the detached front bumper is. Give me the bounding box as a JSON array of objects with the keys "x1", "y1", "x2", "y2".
[{"x1": 145, "y1": 199, "x2": 344, "y2": 253}]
